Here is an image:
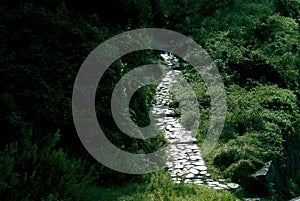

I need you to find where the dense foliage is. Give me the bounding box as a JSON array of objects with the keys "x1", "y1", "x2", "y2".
[{"x1": 0, "y1": 0, "x2": 299, "y2": 200}]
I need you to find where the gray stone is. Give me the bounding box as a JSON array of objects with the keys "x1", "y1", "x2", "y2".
[
  {"x1": 252, "y1": 160, "x2": 272, "y2": 177},
  {"x1": 200, "y1": 171, "x2": 207, "y2": 175},
  {"x1": 217, "y1": 184, "x2": 229, "y2": 189},
  {"x1": 184, "y1": 179, "x2": 192, "y2": 184},
  {"x1": 208, "y1": 183, "x2": 216, "y2": 187},
  {"x1": 193, "y1": 180, "x2": 204, "y2": 184},
  {"x1": 190, "y1": 156, "x2": 199, "y2": 160},
  {"x1": 195, "y1": 166, "x2": 207, "y2": 171},
  {"x1": 190, "y1": 168, "x2": 199, "y2": 175},
  {"x1": 194, "y1": 161, "x2": 205, "y2": 166},
  {"x1": 176, "y1": 159, "x2": 188, "y2": 163},
  {"x1": 227, "y1": 183, "x2": 240, "y2": 189},
  {"x1": 186, "y1": 173, "x2": 194, "y2": 178},
  {"x1": 174, "y1": 164, "x2": 184, "y2": 169},
  {"x1": 185, "y1": 165, "x2": 193, "y2": 169}
]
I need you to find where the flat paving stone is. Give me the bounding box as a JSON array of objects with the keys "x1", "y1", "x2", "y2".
[
  {"x1": 174, "y1": 164, "x2": 184, "y2": 169},
  {"x1": 184, "y1": 179, "x2": 192, "y2": 184},
  {"x1": 190, "y1": 168, "x2": 199, "y2": 175},
  {"x1": 193, "y1": 180, "x2": 204, "y2": 184},
  {"x1": 200, "y1": 171, "x2": 208, "y2": 175},
  {"x1": 217, "y1": 184, "x2": 229, "y2": 189},
  {"x1": 186, "y1": 173, "x2": 194, "y2": 178},
  {"x1": 194, "y1": 161, "x2": 205, "y2": 166},
  {"x1": 208, "y1": 181, "x2": 220, "y2": 186},
  {"x1": 195, "y1": 166, "x2": 207, "y2": 171},
  {"x1": 227, "y1": 183, "x2": 240, "y2": 189}
]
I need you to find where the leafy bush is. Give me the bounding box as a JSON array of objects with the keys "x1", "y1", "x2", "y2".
[
  {"x1": 193, "y1": 1, "x2": 300, "y2": 90},
  {"x1": 208, "y1": 85, "x2": 300, "y2": 196},
  {"x1": 275, "y1": 0, "x2": 300, "y2": 18},
  {"x1": 0, "y1": 114, "x2": 95, "y2": 201}
]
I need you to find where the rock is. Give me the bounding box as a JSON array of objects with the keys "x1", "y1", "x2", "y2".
[
  {"x1": 208, "y1": 183, "x2": 216, "y2": 187},
  {"x1": 190, "y1": 155, "x2": 199, "y2": 160},
  {"x1": 155, "y1": 122, "x2": 164, "y2": 126},
  {"x1": 217, "y1": 184, "x2": 229, "y2": 189},
  {"x1": 193, "y1": 180, "x2": 203, "y2": 184},
  {"x1": 208, "y1": 181, "x2": 220, "y2": 186},
  {"x1": 184, "y1": 179, "x2": 192, "y2": 184},
  {"x1": 174, "y1": 164, "x2": 184, "y2": 169},
  {"x1": 185, "y1": 165, "x2": 193, "y2": 169},
  {"x1": 289, "y1": 196, "x2": 300, "y2": 201},
  {"x1": 185, "y1": 149, "x2": 192, "y2": 153},
  {"x1": 194, "y1": 161, "x2": 205, "y2": 166},
  {"x1": 227, "y1": 183, "x2": 240, "y2": 189},
  {"x1": 190, "y1": 144, "x2": 199, "y2": 150},
  {"x1": 195, "y1": 166, "x2": 207, "y2": 171},
  {"x1": 190, "y1": 168, "x2": 199, "y2": 175},
  {"x1": 252, "y1": 161, "x2": 272, "y2": 177},
  {"x1": 176, "y1": 159, "x2": 188, "y2": 163},
  {"x1": 186, "y1": 173, "x2": 194, "y2": 178},
  {"x1": 200, "y1": 171, "x2": 207, "y2": 175}
]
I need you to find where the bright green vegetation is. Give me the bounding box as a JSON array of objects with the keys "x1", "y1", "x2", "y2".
[
  {"x1": 0, "y1": 0, "x2": 299, "y2": 200},
  {"x1": 90, "y1": 171, "x2": 240, "y2": 201}
]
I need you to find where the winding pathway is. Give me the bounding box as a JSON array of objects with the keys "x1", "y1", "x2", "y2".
[{"x1": 151, "y1": 53, "x2": 239, "y2": 190}]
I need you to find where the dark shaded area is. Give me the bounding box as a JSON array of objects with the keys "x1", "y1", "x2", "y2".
[{"x1": 0, "y1": 0, "x2": 299, "y2": 200}]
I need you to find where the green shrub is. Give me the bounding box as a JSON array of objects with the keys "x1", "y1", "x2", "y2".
[
  {"x1": 0, "y1": 93, "x2": 16, "y2": 115},
  {"x1": 207, "y1": 85, "x2": 299, "y2": 197},
  {"x1": 213, "y1": 146, "x2": 241, "y2": 171},
  {"x1": 120, "y1": 171, "x2": 241, "y2": 201},
  {"x1": 0, "y1": 115, "x2": 95, "y2": 201},
  {"x1": 275, "y1": 0, "x2": 300, "y2": 18}
]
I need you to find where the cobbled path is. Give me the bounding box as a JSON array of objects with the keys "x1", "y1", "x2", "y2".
[{"x1": 150, "y1": 53, "x2": 239, "y2": 190}]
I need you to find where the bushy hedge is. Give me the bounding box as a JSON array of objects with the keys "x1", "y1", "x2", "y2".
[
  {"x1": 0, "y1": 113, "x2": 95, "y2": 201},
  {"x1": 210, "y1": 85, "x2": 300, "y2": 196}
]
